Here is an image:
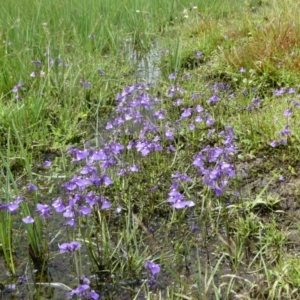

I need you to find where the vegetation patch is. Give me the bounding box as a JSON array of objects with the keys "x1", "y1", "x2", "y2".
[{"x1": 2, "y1": 0, "x2": 300, "y2": 299}]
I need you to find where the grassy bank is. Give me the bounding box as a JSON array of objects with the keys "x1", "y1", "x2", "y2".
[{"x1": 1, "y1": 0, "x2": 300, "y2": 299}]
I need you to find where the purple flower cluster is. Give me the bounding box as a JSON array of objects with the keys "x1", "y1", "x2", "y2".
[
  {"x1": 52, "y1": 192, "x2": 111, "y2": 227},
  {"x1": 24, "y1": 77, "x2": 237, "y2": 293},
  {"x1": 195, "y1": 50, "x2": 203, "y2": 59},
  {"x1": 270, "y1": 124, "x2": 291, "y2": 147},
  {"x1": 176, "y1": 104, "x2": 214, "y2": 127},
  {"x1": 206, "y1": 82, "x2": 232, "y2": 95},
  {"x1": 167, "y1": 85, "x2": 185, "y2": 99},
  {"x1": 2, "y1": 196, "x2": 24, "y2": 213},
  {"x1": 273, "y1": 87, "x2": 299, "y2": 96},
  {"x1": 0, "y1": 194, "x2": 53, "y2": 223},
  {"x1": 106, "y1": 83, "x2": 159, "y2": 136},
  {"x1": 79, "y1": 79, "x2": 91, "y2": 88},
  {"x1": 11, "y1": 54, "x2": 73, "y2": 101},
  {"x1": 193, "y1": 126, "x2": 236, "y2": 196},
  {"x1": 246, "y1": 97, "x2": 261, "y2": 111},
  {"x1": 59, "y1": 241, "x2": 81, "y2": 253},
  {"x1": 12, "y1": 81, "x2": 24, "y2": 100},
  {"x1": 167, "y1": 172, "x2": 195, "y2": 209},
  {"x1": 104, "y1": 84, "x2": 166, "y2": 157},
  {"x1": 66, "y1": 276, "x2": 99, "y2": 299},
  {"x1": 51, "y1": 140, "x2": 136, "y2": 226},
  {"x1": 269, "y1": 101, "x2": 300, "y2": 147}
]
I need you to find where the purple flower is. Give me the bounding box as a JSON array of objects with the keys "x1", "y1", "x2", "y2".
[
  {"x1": 27, "y1": 183, "x2": 38, "y2": 192},
  {"x1": 65, "y1": 219, "x2": 76, "y2": 227},
  {"x1": 168, "y1": 73, "x2": 176, "y2": 80},
  {"x1": 32, "y1": 60, "x2": 42, "y2": 67},
  {"x1": 189, "y1": 124, "x2": 195, "y2": 130},
  {"x1": 165, "y1": 129, "x2": 174, "y2": 140},
  {"x1": 207, "y1": 95, "x2": 220, "y2": 104},
  {"x1": 130, "y1": 165, "x2": 139, "y2": 172},
  {"x1": 43, "y1": 160, "x2": 52, "y2": 167},
  {"x1": 239, "y1": 67, "x2": 246, "y2": 73},
  {"x1": 22, "y1": 216, "x2": 34, "y2": 224},
  {"x1": 153, "y1": 110, "x2": 167, "y2": 120},
  {"x1": 63, "y1": 176, "x2": 92, "y2": 191},
  {"x1": 12, "y1": 81, "x2": 24, "y2": 93},
  {"x1": 79, "y1": 205, "x2": 92, "y2": 215},
  {"x1": 89, "y1": 290, "x2": 100, "y2": 300},
  {"x1": 171, "y1": 172, "x2": 192, "y2": 182},
  {"x1": 105, "y1": 121, "x2": 113, "y2": 130},
  {"x1": 291, "y1": 99, "x2": 300, "y2": 107},
  {"x1": 195, "y1": 115, "x2": 203, "y2": 123},
  {"x1": 83, "y1": 82, "x2": 91, "y2": 88},
  {"x1": 66, "y1": 276, "x2": 99, "y2": 299},
  {"x1": 91, "y1": 173, "x2": 113, "y2": 186},
  {"x1": 36, "y1": 203, "x2": 51, "y2": 218},
  {"x1": 174, "y1": 98, "x2": 183, "y2": 106},
  {"x1": 195, "y1": 105, "x2": 204, "y2": 113},
  {"x1": 279, "y1": 125, "x2": 291, "y2": 136},
  {"x1": 270, "y1": 140, "x2": 278, "y2": 147},
  {"x1": 195, "y1": 51, "x2": 203, "y2": 59},
  {"x1": 98, "y1": 68, "x2": 105, "y2": 76},
  {"x1": 167, "y1": 145, "x2": 176, "y2": 152},
  {"x1": 18, "y1": 276, "x2": 27, "y2": 284},
  {"x1": 80, "y1": 164, "x2": 97, "y2": 175},
  {"x1": 106, "y1": 142, "x2": 124, "y2": 155},
  {"x1": 59, "y1": 241, "x2": 81, "y2": 253},
  {"x1": 190, "y1": 223, "x2": 197, "y2": 231},
  {"x1": 90, "y1": 150, "x2": 107, "y2": 162},
  {"x1": 183, "y1": 73, "x2": 191, "y2": 79},
  {"x1": 6, "y1": 284, "x2": 16, "y2": 291},
  {"x1": 70, "y1": 149, "x2": 90, "y2": 162},
  {"x1": 52, "y1": 198, "x2": 66, "y2": 213},
  {"x1": 101, "y1": 197, "x2": 112, "y2": 209},
  {"x1": 192, "y1": 127, "x2": 236, "y2": 196},
  {"x1": 274, "y1": 88, "x2": 286, "y2": 96},
  {"x1": 167, "y1": 188, "x2": 195, "y2": 209},
  {"x1": 5, "y1": 197, "x2": 23, "y2": 212},
  {"x1": 67, "y1": 284, "x2": 89, "y2": 297},
  {"x1": 205, "y1": 114, "x2": 214, "y2": 126},
  {"x1": 145, "y1": 260, "x2": 160, "y2": 285},
  {"x1": 251, "y1": 97, "x2": 261, "y2": 108},
  {"x1": 6, "y1": 202, "x2": 19, "y2": 213},
  {"x1": 67, "y1": 285, "x2": 99, "y2": 300},
  {"x1": 284, "y1": 109, "x2": 292, "y2": 117},
  {"x1": 192, "y1": 153, "x2": 205, "y2": 168},
  {"x1": 145, "y1": 260, "x2": 160, "y2": 275},
  {"x1": 180, "y1": 108, "x2": 192, "y2": 119}
]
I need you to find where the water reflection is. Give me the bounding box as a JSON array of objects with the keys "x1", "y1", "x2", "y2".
[{"x1": 125, "y1": 40, "x2": 161, "y2": 84}]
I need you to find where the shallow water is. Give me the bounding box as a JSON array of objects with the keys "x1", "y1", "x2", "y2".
[{"x1": 125, "y1": 40, "x2": 161, "y2": 84}]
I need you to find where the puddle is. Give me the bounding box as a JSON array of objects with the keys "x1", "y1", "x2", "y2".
[{"x1": 124, "y1": 39, "x2": 161, "y2": 84}]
